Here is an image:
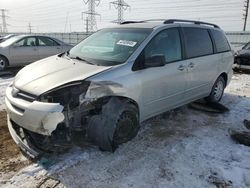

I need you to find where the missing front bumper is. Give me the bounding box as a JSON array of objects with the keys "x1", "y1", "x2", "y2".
[{"x1": 7, "y1": 115, "x2": 40, "y2": 158}]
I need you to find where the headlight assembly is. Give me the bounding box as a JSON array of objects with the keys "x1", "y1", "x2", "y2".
[{"x1": 39, "y1": 81, "x2": 90, "y2": 109}]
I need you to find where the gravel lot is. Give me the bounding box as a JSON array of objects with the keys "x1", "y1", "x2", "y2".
[{"x1": 0, "y1": 70, "x2": 250, "y2": 188}]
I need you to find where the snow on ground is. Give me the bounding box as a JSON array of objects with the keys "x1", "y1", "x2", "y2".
[
  {"x1": 0, "y1": 75, "x2": 14, "y2": 111},
  {"x1": 1, "y1": 73, "x2": 250, "y2": 188}
]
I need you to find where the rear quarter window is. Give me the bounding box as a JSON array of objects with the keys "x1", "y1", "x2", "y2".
[
  {"x1": 183, "y1": 27, "x2": 213, "y2": 58},
  {"x1": 211, "y1": 30, "x2": 231, "y2": 53}
]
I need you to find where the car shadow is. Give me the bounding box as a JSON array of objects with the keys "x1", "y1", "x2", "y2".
[{"x1": 0, "y1": 67, "x2": 23, "y2": 78}]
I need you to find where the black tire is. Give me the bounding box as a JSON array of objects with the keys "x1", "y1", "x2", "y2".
[
  {"x1": 87, "y1": 99, "x2": 140, "y2": 152},
  {"x1": 0, "y1": 55, "x2": 8, "y2": 71},
  {"x1": 206, "y1": 76, "x2": 226, "y2": 103},
  {"x1": 112, "y1": 104, "x2": 139, "y2": 149}
]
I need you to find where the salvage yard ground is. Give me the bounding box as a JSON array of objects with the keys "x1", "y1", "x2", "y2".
[{"x1": 0, "y1": 70, "x2": 250, "y2": 188}]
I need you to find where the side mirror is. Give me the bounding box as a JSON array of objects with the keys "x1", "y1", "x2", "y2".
[{"x1": 145, "y1": 55, "x2": 165, "y2": 68}]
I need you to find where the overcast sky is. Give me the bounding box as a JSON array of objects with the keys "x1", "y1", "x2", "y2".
[{"x1": 0, "y1": 0, "x2": 247, "y2": 33}]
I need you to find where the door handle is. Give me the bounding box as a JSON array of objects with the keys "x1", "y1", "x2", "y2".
[
  {"x1": 178, "y1": 65, "x2": 186, "y2": 71},
  {"x1": 188, "y1": 62, "x2": 195, "y2": 68}
]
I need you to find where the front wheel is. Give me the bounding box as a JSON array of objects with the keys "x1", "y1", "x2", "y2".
[
  {"x1": 0, "y1": 56, "x2": 8, "y2": 71},
  {"x1": 112, "y1": 104, "x2": 139, "y2": 149},
  {"x1": 206, "y1": 76, "x2": 226, "y2": 103},
  {"x1": 87, "y1": 99, "x2": 140, "y2": 152}
]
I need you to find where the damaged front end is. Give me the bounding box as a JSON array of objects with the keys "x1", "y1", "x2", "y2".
[{"x1": 6, "y1": 80, "x2": 127, "y2": 158}]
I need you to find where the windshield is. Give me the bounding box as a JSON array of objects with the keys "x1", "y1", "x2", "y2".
[
  {"x1": 68, "y1": 28, "x2": 152, "y2": 66},
  {"x1": 243, "y1": 43, "x2": 250, "y2": 50},
  {"x1": 0, "y1": 36, "x2": 22, "y2": 47}
]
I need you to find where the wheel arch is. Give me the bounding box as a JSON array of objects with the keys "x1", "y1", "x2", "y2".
[
  {"x1": 94, "y1": 95, "x2": 140, "y2": 117},
  {"x1": 219, "y1": 72, "x2": 228, "y2": 86}
]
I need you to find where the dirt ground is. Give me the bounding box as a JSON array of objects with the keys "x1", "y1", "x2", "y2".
[{"x1": 0, "y1": 111, "x2": 30, "y2": 180}]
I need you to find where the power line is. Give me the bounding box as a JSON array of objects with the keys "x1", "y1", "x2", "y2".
[
  {"x1": 243, "y1": 0, "x2": 249, "y2": 31},
  {"x1": 4, "y1": 0, "x2": 244, "y2": 32},
  {"x1": 110, "y1": 0, "x2": 130, "y2": 23},
  {"x1": 82, "y1": 0, "x2": 100, "y2": 32},
  {"x1": 0, "y1": 9, "x2": 9, "y2": 33}
]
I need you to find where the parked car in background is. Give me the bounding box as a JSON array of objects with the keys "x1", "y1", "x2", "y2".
[
  {"x1": 234, "y1": 42, "x2": 250, "y2": 70},
  {"x1": 0, "y1": 35, "x2": 73, "y2": 70},
  {"x1": 5, "y1": 19, "x2": 234, "y2": 158},
  {"x1": 0, "y1": 34, "x2": 16, "y2": 43}
]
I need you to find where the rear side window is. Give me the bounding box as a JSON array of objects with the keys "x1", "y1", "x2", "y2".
[
  {"x1": 38, "y1": 37, "x2": 60, "y2": 46},
  {"x1": 183, "y1": 28, "x2": 213, "y2": 58},
  {"x1": 211, "y1": 30, "x2": 231, "y2": 53}
]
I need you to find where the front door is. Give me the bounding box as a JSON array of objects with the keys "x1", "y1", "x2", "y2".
[
  {"x1": 9, "y1": 36, "x2": 39, "y2": 65},
  {"x1": 137, "y1": 28, "x2": 188, "y2": 119}
]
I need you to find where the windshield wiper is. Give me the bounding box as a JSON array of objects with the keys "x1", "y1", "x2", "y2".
[
  {"x1": 67, "y1": 53, "x2": 94, "y2": 65},
  {"x1": 72, "y1": 56, "x2": 94, "y2": 65}
]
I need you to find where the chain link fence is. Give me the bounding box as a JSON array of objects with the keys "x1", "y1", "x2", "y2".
[
  {"x1": 1, "y1": 31, "x2": 250, "y2": 50},
  {"x1": 225, "y1": 31, "x2": 250, "y2": 50}
]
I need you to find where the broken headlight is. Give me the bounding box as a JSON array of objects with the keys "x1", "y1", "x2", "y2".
[{"x1": 39, "y1": 81, "x2": 90, "y2": 108}]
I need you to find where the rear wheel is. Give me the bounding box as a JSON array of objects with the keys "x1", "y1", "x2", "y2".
[
  {"x1": 0, "y1": 56, "x2": 8, "y2": 71},
  {"x1": 206, "y1": 76, "x2": 226, "y2": 103}
]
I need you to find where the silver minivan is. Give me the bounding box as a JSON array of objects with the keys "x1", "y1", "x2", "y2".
[{"x1": 5, "y1": 19, "x2": 234, "y2": 158}]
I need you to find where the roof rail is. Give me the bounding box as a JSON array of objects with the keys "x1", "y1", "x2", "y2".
[
  {"x1": 120, "y1": 19, "x2": 166, "y2": 25},
  {"x1": 163, "y1": 19, "x2": 220, "y2": 28},
  {"x1": 120, "y1": 21, "x2": 145, "y2": 24},
  {"x1": 143, "y1": 19, "x2": 166, "y2": 22},
  {"x1": 120, "y1": 19, "x2": 220, "y2": 29}
]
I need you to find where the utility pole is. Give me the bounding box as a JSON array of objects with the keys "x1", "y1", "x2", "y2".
[
  {"x1": 28, "y1": 23, "x2": 33, "y2": 33},
  {"x1": 110, "y1": 0, "x2": 130, "y2": 24},
  {"x1": 243, "y1": 0, "x2": 249, "y2": 31},
  {"x1": 82, "y1": 0, "x2": 100, "y2": 32},
  {"x1": 0, "y1": 9, "x2": 9, "y2": 33}
]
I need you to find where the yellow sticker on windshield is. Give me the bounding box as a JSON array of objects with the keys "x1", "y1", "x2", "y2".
[{"x1": 117, "y1": 40, "x2": 137, "y2": 47}]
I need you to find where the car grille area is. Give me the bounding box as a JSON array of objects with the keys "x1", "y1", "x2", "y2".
[
  {"x1": 236, "y1": 57, "x2": 250, "y2": 66},
  {"x1": 11, "y1": 86, "x2": 37, "y2": 102}
]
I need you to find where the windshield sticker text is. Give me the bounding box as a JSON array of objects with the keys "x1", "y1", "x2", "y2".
[{"x1": 117, "y1": 40, "x2": 137, "y2": 47}]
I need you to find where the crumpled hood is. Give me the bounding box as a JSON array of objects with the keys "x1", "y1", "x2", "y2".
[{"x1": 14, "y1": 55, "x2": 112, "y2": 96}]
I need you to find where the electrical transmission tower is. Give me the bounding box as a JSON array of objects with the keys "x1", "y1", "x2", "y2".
[
  {"x1": 82, "y1": 0, "x2": 100, "y2": 33},
  {"x1": 110, "y1": 0, "x2": 130, "y2": 24},
  {"x1": 243, "y1": 0, "x2": 249, "y2": 31},
  {"x1": 0, "y1": 9, "x2": 9, "y2": 33}
]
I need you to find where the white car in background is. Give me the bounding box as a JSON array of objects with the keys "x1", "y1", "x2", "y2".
[{"x1": 0, "y1": 35, "x2": 73, "y2": 70}]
